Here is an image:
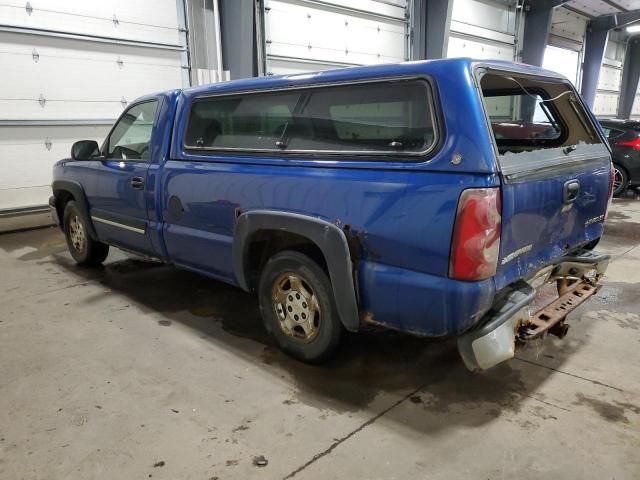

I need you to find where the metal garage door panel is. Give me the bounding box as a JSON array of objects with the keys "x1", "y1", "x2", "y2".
[
  {"x1": 447, "y1": 0, "x2": 515, "y2": 62},
  {"x1": 447, "y1": 35, "x2": 514, "y2": 61},
  {"x1": 264, "y1": 0, "x2": 407, "y2": 74},
  {"x1": 594, "y1": 93, "x2": 619, "y2": 117},
  {"x1": 550, "y1": 8, "x2": 587, "y2": 45},
  {"x1": 0, "y1": 125, "x2": 110, "y2": 209},
  {"x1": 542, "y1": 45, "x2": 580, "y2": 85},
  {"x1": 267, "y1": 57, "x2": 349, "y2": 75},
  {"x1": 0, "y1": 32, "x2": 182, "y2": 120},
  {"x1": 451, "y1": 0, "x2": 516, "y2": 35},
  {"x1": 0, "y1": 0, "x2": 181, "y2": 45},
  {"x1": 302, "y1": 0, "x2": 407, "y2": 19},
  {"x1": 598, "y1": 65, "x2": 622, "y2": 91}
]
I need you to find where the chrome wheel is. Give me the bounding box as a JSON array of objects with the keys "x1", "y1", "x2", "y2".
[
  {"x1": 69, "y1": 215, "x2": 86, "y2": 252},
  {"x1": 613, "y1": 167, "x2": 623, "y2": 194},
  {"x1": 271, "y1": 272, "x2": 321, "y2": 343}
]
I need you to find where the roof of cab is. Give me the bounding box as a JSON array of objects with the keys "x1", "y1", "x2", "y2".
[{"x1": 177, "y1": 57, "x2": 568, "y2": 100}]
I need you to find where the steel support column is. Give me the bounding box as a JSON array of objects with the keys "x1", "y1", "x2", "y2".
[
  {"x1": 580, "y1": 28, "x2": 609, "y2": 108},
  {"x1": 581, "y1": 10, "x2": 640, "y2": 109},
  {"x1": 219, "y1": 0, "x2": 257, "y2": 80},
  {"x1": 411, "y1": 0, "x2": 454, "y2": 60},
  {"x1": 521, "y1": 1, "x2": 567, "y2": 67},
  {"x1": 618, "y1": 36, "x2": 640, "y2": 119}
]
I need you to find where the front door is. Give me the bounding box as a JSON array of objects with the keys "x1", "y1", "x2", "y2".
[{"x1": 90, "y1": 99, "x2": 159, "y2": 255}]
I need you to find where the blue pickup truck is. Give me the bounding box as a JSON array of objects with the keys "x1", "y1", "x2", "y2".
[{"x1": 50, "y1": 58, "x2": 612, "y2": 370}]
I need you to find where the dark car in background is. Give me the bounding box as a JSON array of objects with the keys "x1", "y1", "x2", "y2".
[{"x1": 598, "y1": 119, "x2": 640, "y2": 196}]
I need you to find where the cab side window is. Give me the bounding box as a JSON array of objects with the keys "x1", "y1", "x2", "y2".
[{"x1": 106, "y1": 101, "x2": 158, "y2": 160}]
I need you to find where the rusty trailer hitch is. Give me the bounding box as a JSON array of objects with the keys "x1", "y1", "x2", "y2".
[
  {"x1": 517, "y1": 250, "x2": 609, "y2": 341},
  {"x1": 518, "y1": 281, "x2": 599, "y2": 341}
]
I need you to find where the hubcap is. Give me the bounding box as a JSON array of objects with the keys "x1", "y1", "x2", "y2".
[
  {"x1": 271, "y1": 272, "x2": 321, "y2": 343},
  {"x1": 69, "y1": 215, "x2": 85, "y2": 252},
  {"x1": 613, "y1": 167, "x2": 623, "y2": 193}
]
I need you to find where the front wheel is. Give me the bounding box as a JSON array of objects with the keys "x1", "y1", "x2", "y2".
[
  {"x1": 258, "y1": 251, "x2": 342, "y2": 363},
  {"x1": 63, "y1": 201, "x2": 109, "y2": 265}
]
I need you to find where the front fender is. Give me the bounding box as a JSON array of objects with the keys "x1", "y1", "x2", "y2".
[
  {"x1": 233, "y1": 210, "x2": 360, "y2": 332},
  {"x1": 51, "y1": 179, "x2": 98, "y2": 240}
]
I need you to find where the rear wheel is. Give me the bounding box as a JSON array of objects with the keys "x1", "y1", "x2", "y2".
[
  {"x1": 63, "y1": 201, "x2": 109, "y2": 265},
  {"x1": 612, "y1": 164, "x2": 629, "y2": 197},
  {"x1": 258, "y1": 251, "x2": 341, "y2": 363}
]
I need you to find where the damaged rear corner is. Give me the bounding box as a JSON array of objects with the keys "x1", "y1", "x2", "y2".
[{"x1": 458, "y1": 250, "x2": 610, "y2": 371}]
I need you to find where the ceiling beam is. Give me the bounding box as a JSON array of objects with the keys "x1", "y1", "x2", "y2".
[
  {"x1": 601, "y1": 0, "x2": 628, "y2": 13},
  {"x1": 562, "y1": 4, "x2": 595, "y2": 18},
  {"x1": 590, "y1": 9, "x2": 640, "y2": 31}
]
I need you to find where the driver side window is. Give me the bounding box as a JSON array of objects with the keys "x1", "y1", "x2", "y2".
[{"x1": 106, "y1": 100, "x2": 158, "y2": 160}]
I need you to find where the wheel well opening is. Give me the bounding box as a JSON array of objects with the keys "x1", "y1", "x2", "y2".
[
  {"x1": 54, "y1": 190, "x2": 74, "y2": 224},
  {"x1": 246, "y1": 230, "x2": 328, "y2": 288}
]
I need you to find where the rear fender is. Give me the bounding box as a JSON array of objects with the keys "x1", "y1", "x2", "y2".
[{"x1": 233, "y1": 210, "x2": 359, "y2": 332}]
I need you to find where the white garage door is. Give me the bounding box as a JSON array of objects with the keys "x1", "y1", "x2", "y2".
[
  {"x1": 447, "y1": 0, "x2": 517, "y2": 61},
  {"x1": 262, "y1": 0, "x2": 409, "y2": 76},
  {"x1": 543, "y1": 45, "x2": 580, "y2": 86},
  {"x1": 593, "y1": 34, "x2": 625, "y2": 118},
  {"x1": 0, "y1": 0, "x2": 187, "y2": 218}
]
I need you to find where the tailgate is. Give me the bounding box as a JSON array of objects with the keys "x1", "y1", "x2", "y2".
[{"x1": 477, "y1": 68, "x2": 611, "y2": 288}]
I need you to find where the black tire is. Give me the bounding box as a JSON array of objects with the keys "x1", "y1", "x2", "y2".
[
  {"x1": 612, "y1": 164, "x2": 629, "y2": 197},
  {"x1": 258, "y1": 250, "x2": 342, "y2": 363},
  {"x1": 63, "y1": 201, "x2": 109, "y2": 266}
]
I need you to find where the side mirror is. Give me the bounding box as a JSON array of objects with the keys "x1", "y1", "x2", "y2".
[{"x1": 71, "y1": 140, "x2": 100, "y2": 160}]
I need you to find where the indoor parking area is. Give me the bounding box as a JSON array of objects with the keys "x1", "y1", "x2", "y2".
[{"x1": 1, "y1": 1, "x2": 639, "y2": 479}]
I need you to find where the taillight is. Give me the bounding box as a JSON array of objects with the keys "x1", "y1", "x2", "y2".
[
  {"x1": 616, "y1": 137, "x2": 640, "y2": 151},
  {"x1": 450, "y1": 188, "x2": 501, "y2": 281}
]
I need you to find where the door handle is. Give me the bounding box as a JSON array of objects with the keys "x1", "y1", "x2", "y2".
[
  {"x1": 131, "y1": 176, "x2": 144, "y2": 190},
  {"x1": 563, "y1": 180, "x2": 580, "y2": 204}
]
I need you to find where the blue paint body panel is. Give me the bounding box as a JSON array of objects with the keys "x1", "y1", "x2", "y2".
[{"x1": 51, "y1": 58, "x2": 611, "y2": 337}]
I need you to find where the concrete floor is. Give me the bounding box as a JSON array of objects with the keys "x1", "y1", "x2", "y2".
[{"x1": 1, "y1": 198, "x2": 639, "y2": 480}]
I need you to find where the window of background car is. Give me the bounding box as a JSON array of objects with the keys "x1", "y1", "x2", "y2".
[
  {"x1": 601, "y1": 127, "x2": 625, "y2": 140},
  {"x1": 107, "y1": 101, "x2": 158, "y2": 160},
  {"x1": 184, "y1": 79, "x2": 437, "y2": 157}
]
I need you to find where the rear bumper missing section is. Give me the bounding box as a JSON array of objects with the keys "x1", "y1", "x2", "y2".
[{"x1": 458, "y1": 250, "x2": 610, "y2": 371}]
